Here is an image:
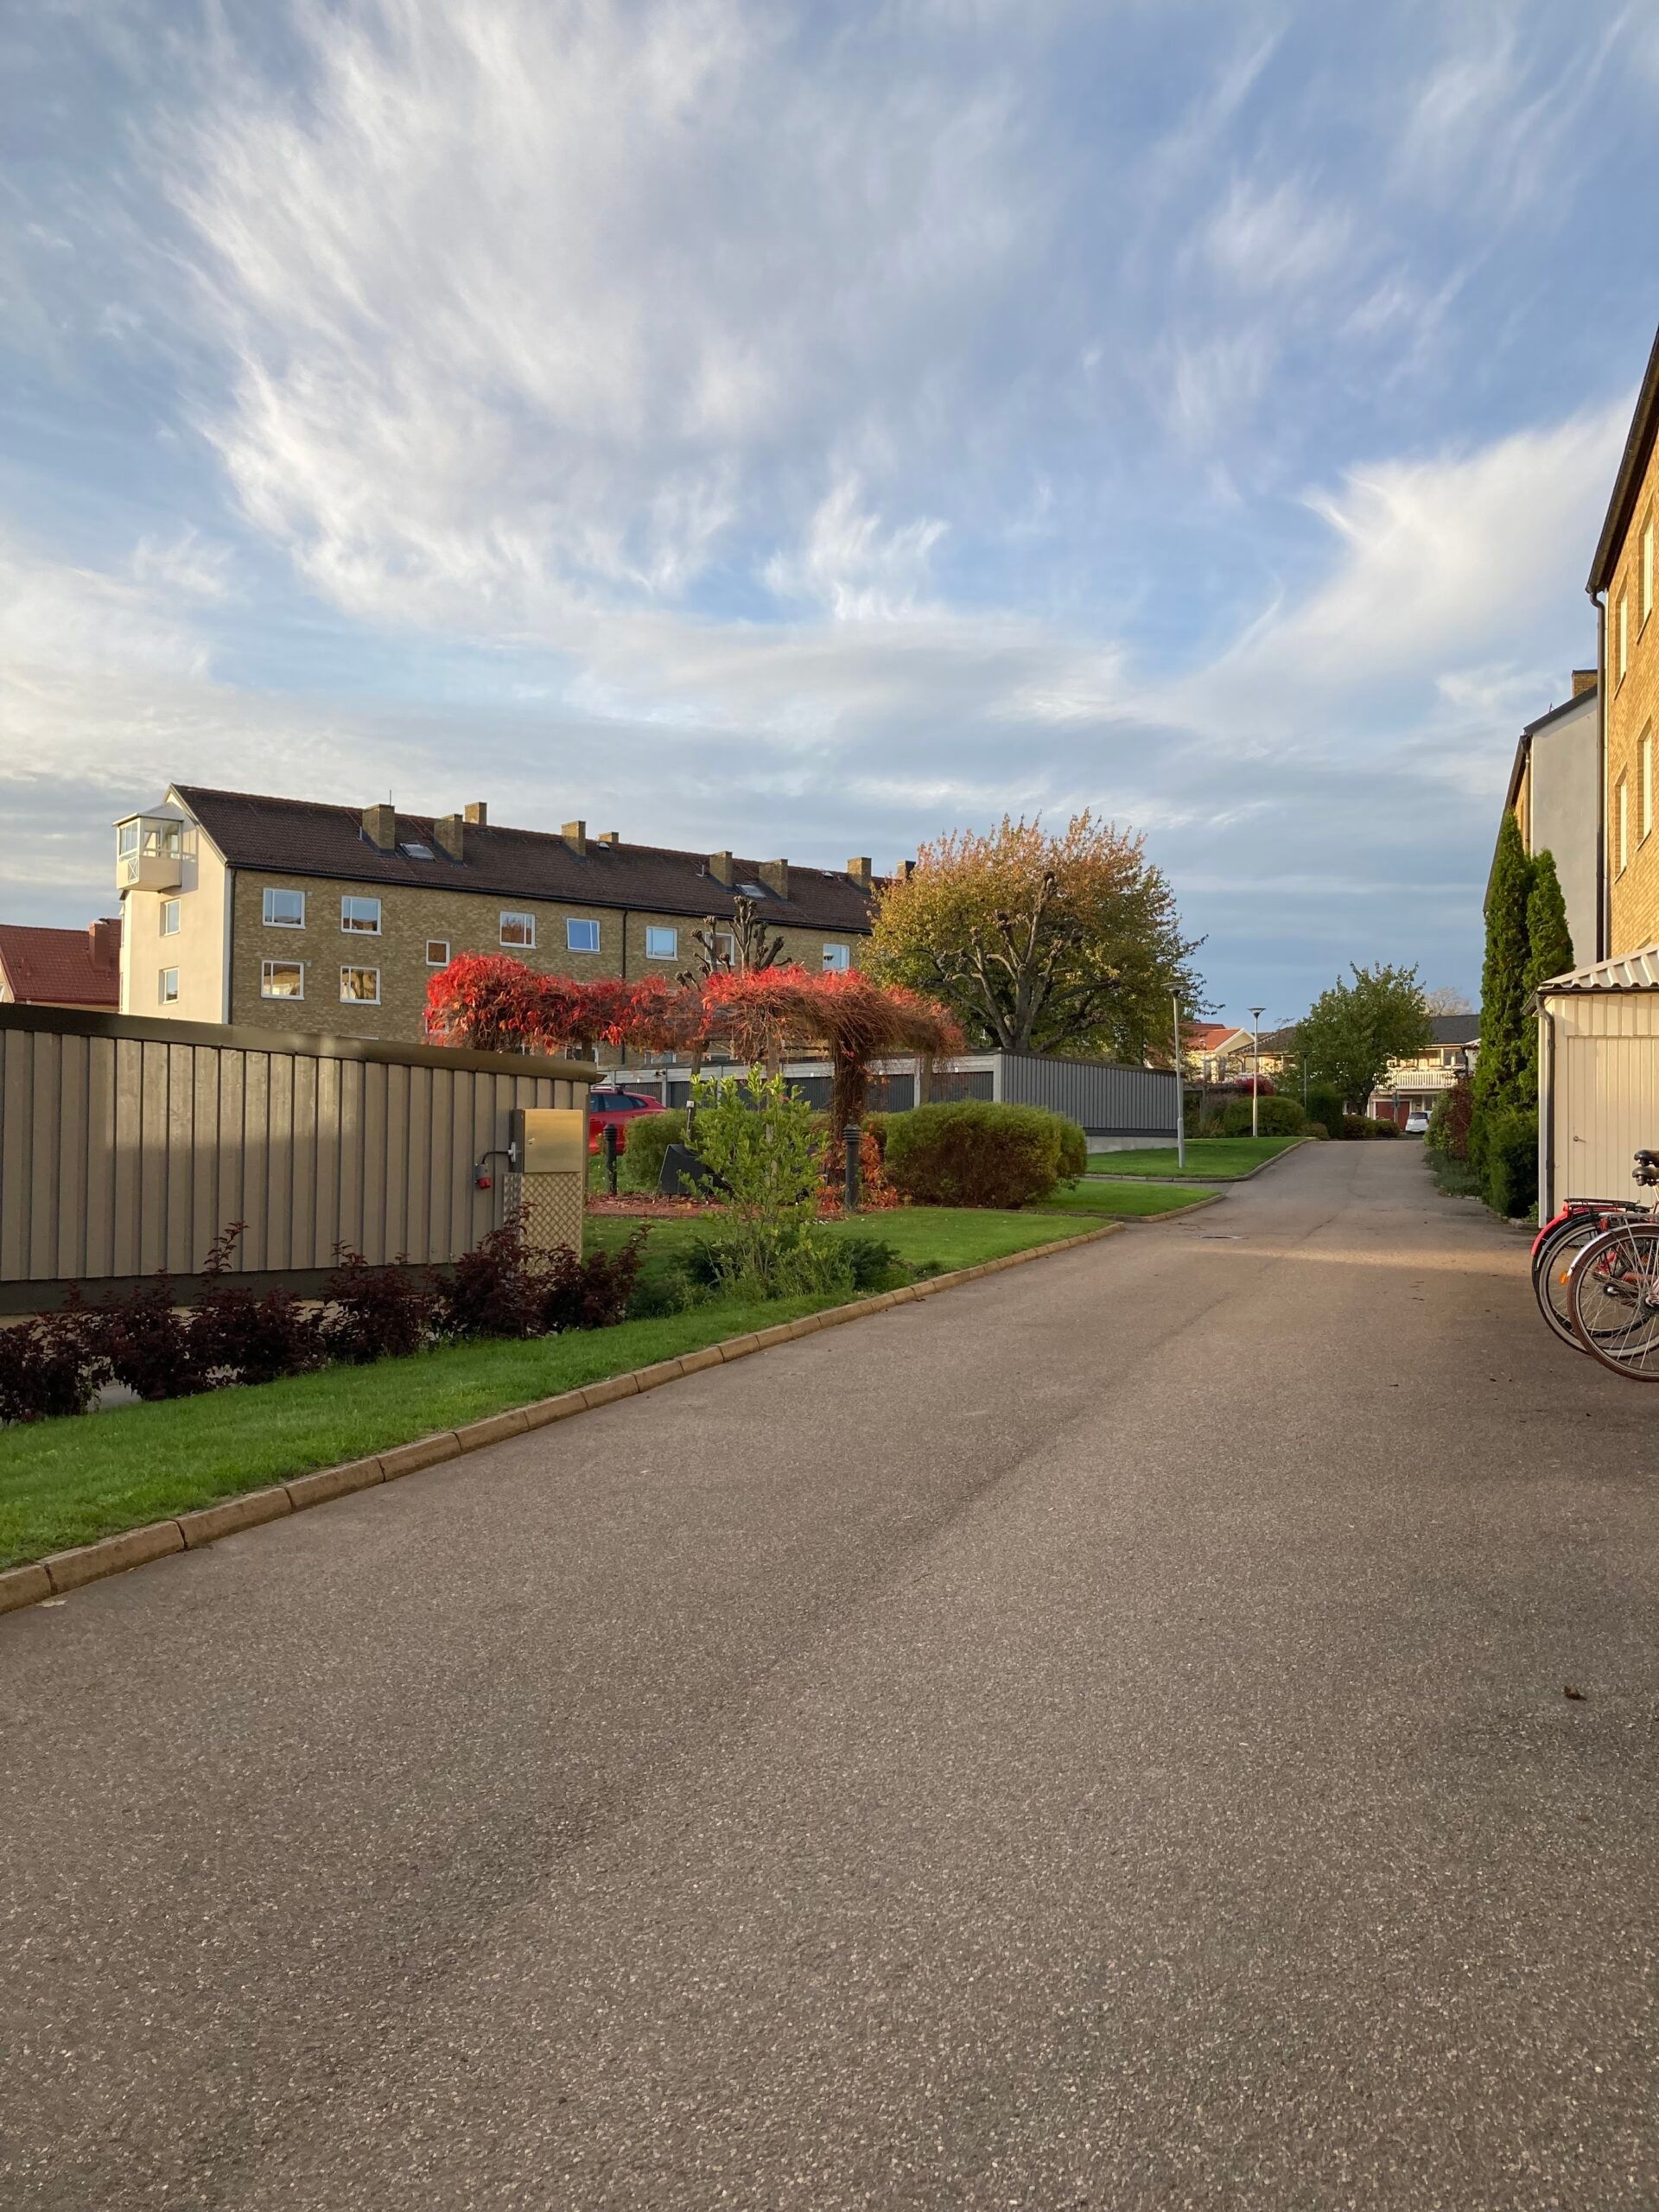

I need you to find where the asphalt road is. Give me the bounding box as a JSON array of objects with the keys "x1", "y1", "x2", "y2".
[{"x1": 3, "y1": 1141, "x2": 1656, "y2": 2209}]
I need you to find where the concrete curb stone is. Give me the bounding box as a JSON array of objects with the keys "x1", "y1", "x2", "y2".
[{"x1": 0, "y1": 1220, "x2": 1125, "y2": 1618}]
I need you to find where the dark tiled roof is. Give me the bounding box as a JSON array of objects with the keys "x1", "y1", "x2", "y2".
[
  {"x1": 0, "y1": 921, "x2": 121, "y2": 1007},
  {"x1": 1428, "y1": 1013, "x2": 1478, "y2": 1045},
  {"x1": 176, "y1": 786, "x2": 877, "y2": 933},
  {"x1": 1589, "y1": 321, "x2": 1659, "y2": 594}
]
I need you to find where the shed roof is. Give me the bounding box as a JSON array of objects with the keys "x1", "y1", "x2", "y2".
[{"x1": 1537, "y1": 945, "x2": 1659, "y2": 995}]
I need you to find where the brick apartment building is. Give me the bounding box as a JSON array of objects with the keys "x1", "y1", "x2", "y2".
[
  {"x1": 113, "y1": 786, "x2": 878, "y2": 1048},
  {"x1": 1592, "y1": 327, "x2": 1659, "y2": 957}
]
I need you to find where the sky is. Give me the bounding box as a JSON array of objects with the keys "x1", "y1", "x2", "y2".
[{"x1": 4, "y1": 1, "x2": 1658, "y2": 1031}]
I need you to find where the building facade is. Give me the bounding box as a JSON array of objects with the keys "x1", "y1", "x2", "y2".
[
  {"x1": 1590, "y1": 324, "x2": 1659, "y2": 959},
  {"x1": 1495, "y1": 677, "x2": 1600, "y2": 965},
  {"x1": 114, "y1": 786, "x2": 878, "y2": 1049},
  {"x1": 1370, "y1": 1015, "x2": 1480, "y2": 1126}
]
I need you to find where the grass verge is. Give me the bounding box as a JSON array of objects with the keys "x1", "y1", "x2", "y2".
[
  {"x1": 1084, "y1": 1136, "x2": 1301, "y2": 1180},
  {"x1": 1037, "y1": 1180, "x2": 1216, "y2": 1218},
  {"x1": 0, "y1": 1208, "x2": 1090, "y2": 1573}
]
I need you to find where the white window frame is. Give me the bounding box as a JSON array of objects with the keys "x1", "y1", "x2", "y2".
[
  {"x1": 340, "y1": 965, "x2": 381, "y2": 1005},
  {"x1": 713, "y1": 931, "x2": 735, "y2": 964},
  {"x1": 159, "y1": 899, "x2": 181, "y2": 938},
  {"x1": 425, "y1": 938, "x2": 450, "y2": 967},
  {"x1": 822, "y1": 942, "x2": 851, "y2": 972},
  {"x1": 263, "y1": 887, "x2": 305, "y2": 929},
  {"x1": 499, "y1": 911, "x2": 536, "y2": 948},
  {"x1": 340, "y1": 895, "x2": 382, "y2": 935},
  {"x1": 1619, "y1": 591, "x2": 1630, "y2": 683},
  {"x1": 158, "y1": 967, "x2": 180, "y2": 1004},
  {"x1": 1644, "y1": 518, "x2": 1655, "y2": 627},
  {"x1": 1643, "y1": 729, "x2": 1654, "y2": 844},
  {"x1": 260, "y1": 959, "x2": 305, "y2": 1001},
  {"x1": 565, "y1": 917, "x2": 601, "y2": 953},
  {"x1": 645, "y1": 925, "x2": 678, "y2": 960},
  {"x1": 118, "y1": 821, "x2": 139, "y2": 859},
  {"x1": 1618, "y1": 776, "x2": 1630, "y2": 874}
]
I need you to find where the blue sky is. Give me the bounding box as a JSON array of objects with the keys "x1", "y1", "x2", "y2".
[{"x1": 4, "y1": 0, "x2": 1658, "y2": 1029}]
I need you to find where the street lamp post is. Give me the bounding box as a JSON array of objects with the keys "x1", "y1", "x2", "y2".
[
  {"x1": 1249, "y1": 1005, "x2": 1266, "y2": 1140},
  {"x1": 1171, "y1": 994, "x2": 1186, "y2": 1172}
]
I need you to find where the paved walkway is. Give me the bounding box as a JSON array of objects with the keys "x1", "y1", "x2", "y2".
[{"x1": 3, "y1": 1143, "x2": 1656, "y2": 2209}]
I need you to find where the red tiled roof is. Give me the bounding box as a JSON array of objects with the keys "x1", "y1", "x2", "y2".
[
  {"x1": 0, "y1": 921, "x2": 122, "y2": 1007},
  {"x1": 175, "y1": 785, "x2": 879, "y2": 934},
  {"x1": 1185, "y1": 1022, "x2": 1238, "y2": 1051}
]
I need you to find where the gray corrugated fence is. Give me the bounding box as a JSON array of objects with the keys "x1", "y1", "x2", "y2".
[
  {"x1": 997, "y1": 1052, "x2": 1176, "y2": 1137},
  {"x1": 0, "y1": 1007, "x2": 593, "y2": 1304}
]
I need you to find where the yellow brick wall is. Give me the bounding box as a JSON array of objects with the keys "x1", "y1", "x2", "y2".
[
  {"x1": 1608, "y1": 435, "x2": 1659, "y2": 955},
  {"x1": 223, "y1": 871, "x2": 863, "y2": 1045}
]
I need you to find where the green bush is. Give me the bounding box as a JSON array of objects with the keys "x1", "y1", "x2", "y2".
[
  {"x1": 1339, "y1": 1114, "x2": 1400, "y2": 1141},
  {"x1": 1305, "y1": 1083, "x2": 1343, "y2": 1141},
  {"x1": 1481, "y1": 1105, "x2": 1538, "y2": 1218},
  {"x1": 881, "y1": 1100, "x2": 1083, "y2": 1208},
  {"x1": 1219, "y1": 1094, "x2": 1305, "y2": 1137},
  {"x1": 618, "y1": 1109, "x2": 687, "y2": 1192}
]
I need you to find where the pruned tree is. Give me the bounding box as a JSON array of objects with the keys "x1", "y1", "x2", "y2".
[
  {"x1": 1519, "y1": 849, "x2": 1574, "y2": 1100},
  {"x1": 1472, "y1": 810, "x2": 1533, "y2": 1154},
  {"x1": 868, "y1": 813, "x2": 1202, "y2": 1061}
]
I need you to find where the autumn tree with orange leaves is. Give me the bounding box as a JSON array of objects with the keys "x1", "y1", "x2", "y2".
[{"x1": 868, "y1": 813, "x2": 1202, "y2": 1063}]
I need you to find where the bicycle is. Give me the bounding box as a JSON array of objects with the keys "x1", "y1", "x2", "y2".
[
  {"x1": 1531, "y1": 1189, "x2": 1651, "y2": 1348},
  {"x1": 1565, "y1": 1150, "x2": 1659, "y2": 1378}
]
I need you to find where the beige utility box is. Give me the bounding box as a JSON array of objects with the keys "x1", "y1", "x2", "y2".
[{"x1": 507, "y1": 1106, "x2": 588, "y2": 1256}]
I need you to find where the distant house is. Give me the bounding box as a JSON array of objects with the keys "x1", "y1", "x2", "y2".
[
  {"x1": 1183, "y1": 1021, "x2": 1249, "y2": 1082},
  {"x1": 1370, "y1": 1014, "x2": 1480, "y2": 1126},
  {"x1": 1491, "y1": 676, "x2": 1599, "y2": 965},
  {"x1": 0, "y1": 918, "x2": 122, "y2": 1010}
]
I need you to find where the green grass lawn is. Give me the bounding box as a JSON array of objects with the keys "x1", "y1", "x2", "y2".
[
  {"x1": 0, "y1": 1207, "x2": 1090, "y2": 1573},
  {"x1": 1037, "y1": 1179, "x2": 1216, "y2": 1217},
  {"x1": 1084, "y1": 1136, "x2": 1302, "y2": 1181}
]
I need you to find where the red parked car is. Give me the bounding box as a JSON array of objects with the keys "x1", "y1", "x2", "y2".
[{"x1": 587, "y1": 1084, "x2": 665, "y2": 1154}]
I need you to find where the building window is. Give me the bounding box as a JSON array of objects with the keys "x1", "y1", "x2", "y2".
[
  {"x1": 263, "y1": 887, "x2": 305, "y2": 927},
  {"x1": 500, "y1": 911, "x2": 536, "y2": 948},
  {"x1": 1618, "y1": 776, "x2": 1630, "y2": 874},
  {"x1": 645, "y1": 925, "x2": 678, "y2": 960},
  {"x1": 261, "y1": 960, "x2": 303, "y2": 1000},
  {"x1": 340, "y1": 966, "x2": 380, "y2": 1004},
  {"x1": 566, "y1": 918, "x2": 601, "y2": 953},
  {"x1": 118, "y1": 822, "x2": 139, "y2": 859},
  {"x1": 340, "y1": 895, "x2": 382, "y2": 934},
  {"x1": 160, "y1": 899, "x2": 181, "y2": 937},
  {"x1": 1645, "y1": 518, "x2": 1656, "y2": 627},
  {"x1": 822, "y1": 942, "x2": 851, "y2": 972},
  {"x1": 1619, "y1": 591, "x2": 1630, "y2": 683},
  {"x1": 159, "y1": 967, "x2": 179, "y2": 1004},
  {"x1": 1643, "y1": 728, "x2": 1654, "y2": 843},
  {"x1": 425, "y1": 938, "x2": 449, "y2": 966}
]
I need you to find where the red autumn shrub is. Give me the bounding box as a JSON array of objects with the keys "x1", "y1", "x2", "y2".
[
  {"x1": 91, "y1": 1273, "x2": 214, "y2": 1401},
  {"x1": 192, "y1": 1223, "x2": 326, "y2": 1384},
  {"x1": 0, "y1": 1301, "x2": 107, "y2": 1424},
  {"x1": 537, "y1": 1229, "x2": 646, "y2": 1332},
  {"x1": 435, "y1": 1211, "x2": 544, "y2": 1340},
  {"x1": 319, "y1": 1245, "x2": 437, "y2": 1364}
]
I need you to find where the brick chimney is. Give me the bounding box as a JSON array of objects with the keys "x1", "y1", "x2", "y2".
[
  {"x1": 433, "y1": 812, "x2": 467, "y2": 861},
  {"x1": 1572, "y1": 669, "x2": 1598, "y2": 698},
  {"x1": 87, "y1": 917, "x2": 120, "y2": 969},
  {"x1": 759, "y1": 858, "x2": 790, "y2": 899},
  {"x1": 597, "y1": 830, "x2": 620, "y2": 845},
  {"x1": 708, "y1": 850, "x2": 734, "y2": 887},
  {"x1": 848, "y1": 857, "x2": 873, "y2": 892},
  {"x1": 562, "y1": 819, "x2": 588, "y2": 856},
  {"x1": 898, "y1": 859, "x2": 917, "y2": 882},
  {"x1": 464, "y1": 801, "x2": 488, "y2": 826},
  {"x1": 362, "y1": 804, "x2": 397, "y2": 851}
]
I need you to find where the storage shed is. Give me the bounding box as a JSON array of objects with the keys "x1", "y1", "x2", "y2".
[{"x1": 1536, "y1": 946, "x2": 1659, "y2": 1216}]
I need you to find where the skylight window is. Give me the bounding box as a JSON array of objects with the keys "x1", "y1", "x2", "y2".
[
  {"x1": 400, "y1": 841, "x2": 436, "y2": 861},
  {"x1": 737, "y1": 880, "x2": 770, "y2": 898}
]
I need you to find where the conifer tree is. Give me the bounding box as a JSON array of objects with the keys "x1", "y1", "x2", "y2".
[
  {"x1": 1519, "y1": 850, "x2": 1574, "y2": 1100},
  {"x1": 1471, "y1": 810, "x2": 1534, "y2": 1161}
]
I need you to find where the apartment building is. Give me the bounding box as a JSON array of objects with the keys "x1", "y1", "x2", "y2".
[
  {"x1": 1492, "y1": 677, "x2": 1599, "y2": 964},
  {"x1": 1592, "y1": 324, "x2": 1659, "y2": 956},
  {"x1": 113, "y1": 785, "x2": 878, "y2": 1047}
]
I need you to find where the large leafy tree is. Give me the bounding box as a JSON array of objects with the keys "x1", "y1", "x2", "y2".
[
  {"x1": 1297, "y1": 963, "x2": 1433, "y2": 1113},
  {"x1": 867, "y1": 812, "x2": 1202, "y2": 1061}
]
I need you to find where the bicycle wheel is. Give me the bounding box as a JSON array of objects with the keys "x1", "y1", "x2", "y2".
[
  {"x1": 1568, "y1": 1220, "x2": 1659, "y2": 1378},
  {"x1": 1534, "y1": 1214, "x2": 1622, "y2": 1347}
]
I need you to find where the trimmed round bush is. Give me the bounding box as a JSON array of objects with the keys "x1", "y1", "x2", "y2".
[
  {"x1": 618, "y1": 1108, "x2": 688, "y2": 1192},
  {"x1": 1219, "y1": 1093, "x2": 1305, "y2": 1137},
  {"x1": 881, "y1": 1100, "x2": 1084, "y2": 1209},
  {"x1": 1305, "y1": 1083, "x2": 1343, "y2": 1141}
]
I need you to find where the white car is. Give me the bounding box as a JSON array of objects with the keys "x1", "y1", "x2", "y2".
[{"x1": 1403, "y1": 1109, "x2": 1430, "y2": 1136}]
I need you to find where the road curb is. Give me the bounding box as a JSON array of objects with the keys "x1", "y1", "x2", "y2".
[
  {"x1": 1085, "y1": 1135, "x2": 1315, "y2": 1187},
  {"x1": 0, "y1": 1221, "x2": 1123, "y2": 1619}
]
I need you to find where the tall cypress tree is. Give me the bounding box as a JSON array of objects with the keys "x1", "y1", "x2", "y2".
[
  {"x1": 1472, "y1": 809, "x2": 1534, "y2": 1159},
  {"x1": 1520, "y1": 849, "x2": 1574, "y2": 1101}
]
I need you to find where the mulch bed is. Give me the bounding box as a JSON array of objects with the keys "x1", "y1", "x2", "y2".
[{"x1": 586, "y1": 1194, "x2": 727, "y2": 1218}]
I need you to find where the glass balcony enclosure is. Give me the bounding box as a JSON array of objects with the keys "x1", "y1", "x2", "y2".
[{"x1": 114, "y1": 813, "x2": 185, "y2": 892}]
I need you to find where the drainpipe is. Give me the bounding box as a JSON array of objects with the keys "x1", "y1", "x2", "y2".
[{"x1": 1537, "y1": 991, "x2": 1556, "y2": 1219}]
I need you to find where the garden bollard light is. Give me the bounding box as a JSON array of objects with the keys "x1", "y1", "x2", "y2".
[
  {"x1": 844, "y1": 1124, "x2": 861, "y2": 1214},
  {"x1": 603, "y1": 1122, "x2": 620, "y2": 1196}
]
